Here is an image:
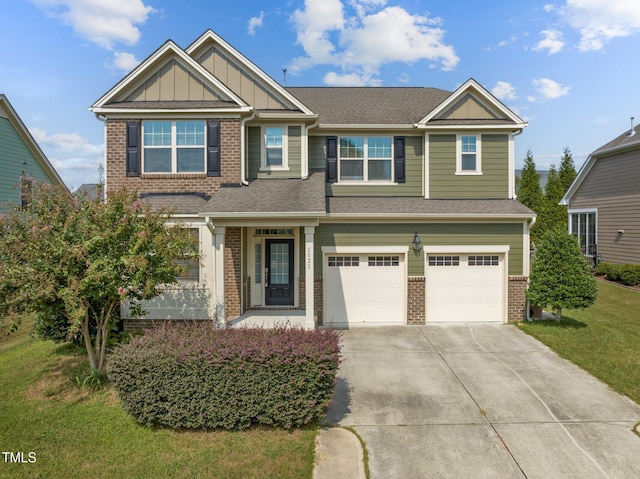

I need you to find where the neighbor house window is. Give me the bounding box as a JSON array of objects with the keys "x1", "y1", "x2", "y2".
[
  {"x1": 176, "y1": 228, "x2": 200, "y2": 281},
  {"x1": 457, "y1": 134, "x2": 482, "y2": 174},
  {"x1": 262, "y1": 126, "x2": 288, "y2": 169},
  {"x1": 143, "y1": 120, "x2": 205, "y2": 173},
  {"x1": 339, "y1": 136, "x2": 392, "y2": 181},
  {"x1": 569, "y1": 210, "x2": 597, "y2": 257}
]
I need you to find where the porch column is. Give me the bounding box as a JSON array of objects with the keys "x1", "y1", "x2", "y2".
[
  {"x1": 214, "y1": 226, "x2": 226, "y2": 325},
  {"x1": 304, "y1": 226, "x2": 315, "y2": 329}
]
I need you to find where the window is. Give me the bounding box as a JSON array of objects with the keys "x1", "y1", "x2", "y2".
[
  {"x1": 428, "y1": 256, "x2": 460, "y2": 266},
  {"x1": 143, "y1": 120, "x2": 205, "y2": 173},
  {"x1": 368, "y1": 256, "x2": 400, "y2": 266},
  {"x1": 328, "y1": 256, "x2": 360, "y2": 267},
  {"x1": 457, "y1": 134, "x2": 482, "y2": 174},
  {"x1": 176, "y1": 228, "x2": 200, "y2": 281},
  {"x1": 469, "y1": 255, "x2": 499, "y2": 266},
  {"x1": 339, "y1": 136, "x2": 392, "y2": 181},
  {"x1": 254, "y1": 244, "x2": 262, "y2": 284},
  {"x1": 262, "y1": 126, "x2": 287, "y2": 169},
  {"x1": 569, "y1": 210, "x2": 597, "y2": 257},
  {"x1": 255, "y1": 228, "x2": 294, "y2": 236}
]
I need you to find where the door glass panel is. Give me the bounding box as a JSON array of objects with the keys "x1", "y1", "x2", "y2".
[
  {"x1": 270, "y1": 242, "x2": 289, "y2": 284},
  {"x1": 254, "y1": 243, "x2": 262, "y2": 284}
]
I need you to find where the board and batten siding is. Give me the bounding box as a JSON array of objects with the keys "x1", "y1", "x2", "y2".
[
  {"x1": 315, "y1": 222, "x2": 524, "y2": 277},
  {"x1": 570, "y1": 150, "x2": 640, "y2": 264},
  {"x1": 429, "y1": 134, "x2": 509, "y2": 199},
  {"x1": 0, "y1": 116, "x2": 56, "y2": 210},
  {"x1": 247, "y1": 126, "x2": 302, "y2": 178}
]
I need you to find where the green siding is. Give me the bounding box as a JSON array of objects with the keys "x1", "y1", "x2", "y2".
[
  {"x1": 429, "y1": 134, "x2": 509, "y2": 199},
  {"x1": 0, "y1": 117, "x2": 55, "y2": 211},
  {"x1": 315, "y1": 222, "x2": 524, "y2": 277},
  {"x1": 308, "y1": 136, "x2": 326, "y2": 170},
  {"x1": 246, "y1": 126, "x2": 301, "y2": 179}
]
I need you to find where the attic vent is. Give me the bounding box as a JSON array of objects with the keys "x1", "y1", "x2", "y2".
[{"x1": 628, "y1": 117, "x2": 636, "y2": 137}]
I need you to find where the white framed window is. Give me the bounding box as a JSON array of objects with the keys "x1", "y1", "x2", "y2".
[
  {"x1": 176, "y1": 228, "x2": 200, "y2": 282},
  {"x1": 339, "y1": 136, "x2": 393, "y2": 182},
  {"x1": 143, "y1": 120, "x2": 205, "y2": 173},
  {"x1": 569, "y1": 209, "x2": 597, "y2": 257},
  {"x1": 261, "y1": 126, "x2": 288, "y2": 170},
  {"x1": 456, "y1": 134, "x2": 482, "y2": 174}
]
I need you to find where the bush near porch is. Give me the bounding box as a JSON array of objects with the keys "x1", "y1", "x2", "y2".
[
  {"x1": 108, "y1": 323, "x2": 341, "y2": 430},
  {"x1": 594, "y1": 262, "x2": 640, "y2": 287}
]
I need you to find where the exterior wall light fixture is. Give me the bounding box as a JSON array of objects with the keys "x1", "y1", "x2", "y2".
[{"x1": 413, "y1": 232, "x2": 422, "y2": 252}]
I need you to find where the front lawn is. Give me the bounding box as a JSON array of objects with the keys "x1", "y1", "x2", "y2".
[
  {"x1": 0, "y1": 320, "x2": 317, "y2": 479},
  {"x1": 519, "y1": 279, "x2": 640, "y2": 405}
]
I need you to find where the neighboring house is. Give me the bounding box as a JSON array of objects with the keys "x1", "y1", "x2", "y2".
[
  {"x1": 0, "y1": 94, "x2": 66, "y2": 211},
  {"x1": 561, "y1": 124, "x2": 640, "y2": 265},
  {"x1": 74, "y1": 183, "x2": 104, "y2": 201},
  {"x1": 90, "y1": 29, "x2": 535, "y2": 329}
]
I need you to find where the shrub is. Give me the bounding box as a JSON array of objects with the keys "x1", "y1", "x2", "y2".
[
  {"x1": 107, "y1": 322, "x2": 341, "y2": 430},
  {"x1": 594, "y1": 262, "x2": 611, "y2": 277},
  {"x1": 619, "y1": 264, "x2": 640, "y2": 286}
]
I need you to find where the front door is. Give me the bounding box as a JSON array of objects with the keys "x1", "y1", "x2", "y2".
[{"x1": 265, "y1": 239, "x2": 294, "y2": 306}]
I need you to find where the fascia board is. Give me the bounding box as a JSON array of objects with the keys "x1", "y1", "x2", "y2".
[
  {"x1": 91, "y1": 40, "x2": 247, "y2": 109},
  {"x1": 255, "y1": 112, "x2": 319, "y2": 120},
  {"x1": 324, "y1": 213, "x2": 535, "y2": 220},
  {"x1": 186, "y1": 30, "x2": 316, "y2": 116},
  {"x1": 314, "y1": 124, "x2": 416, "y2": 130},
  {"x1": 91, "y1": 108, "x2": 251, "y2": 117},
  {"x1": 418, "y1": 78, "x2": 526, "y2": 126},
  {"x1": 413, "y1": 123, "x2": 527, "y2": 131},
  {"x1": 198, "y1": 211, "x2": 324, "y2": 219}
]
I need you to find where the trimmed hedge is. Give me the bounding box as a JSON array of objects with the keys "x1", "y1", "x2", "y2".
[
  {"x1": 107, "y1": 323, "x2": 341, "y2": 430},
  {"x1": 594, "y1": 262, "x2": 640, "y2": 286}
]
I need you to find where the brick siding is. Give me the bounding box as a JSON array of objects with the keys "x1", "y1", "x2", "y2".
[
  {"x1": 407, "y1": 276, "x2": 426, "y2": 325},
  {"x1": 507, "y1": 275, "x2": 528, "y2": 322},
  {"x1": 224, "y1": 227, "x2": 242, "y2": 321}
]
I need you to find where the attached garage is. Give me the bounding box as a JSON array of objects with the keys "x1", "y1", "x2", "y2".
[
  {"x1": 425, "y1": 246, "x2": 508, "y2": 323},
  {"x1": 322, "y1": 247, "x2": 407, "y2": 327}
]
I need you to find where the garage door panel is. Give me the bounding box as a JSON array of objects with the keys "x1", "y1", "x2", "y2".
[{"x1": 324, "y1": 254, "x2": 406, "y2": 325}]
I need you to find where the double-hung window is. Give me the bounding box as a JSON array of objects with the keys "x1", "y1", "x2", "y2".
[
  {"x1": 569, "y1": 210, "x2": 597, "y2": 257},
  {"x1": 143, "y1": 120, "x2": 205, "y2": 173},
  {"x1": 262, "y1": 126, "x2": 288, "y2": 169},
  {"x1": 339, "y1": 136, "x2": 392, "y2": 181},
  {"x1": 457, "y1": 134, "x2": 482, "y2": 174}
]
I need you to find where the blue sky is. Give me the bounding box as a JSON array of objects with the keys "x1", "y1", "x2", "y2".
[{"x1": 2, "y1": 0, "x2": 639, "y2": 190}]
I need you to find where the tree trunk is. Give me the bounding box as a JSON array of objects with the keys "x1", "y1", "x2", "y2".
[{"x1": 81, "y1": 310, "x2": 98, "y2": 370}]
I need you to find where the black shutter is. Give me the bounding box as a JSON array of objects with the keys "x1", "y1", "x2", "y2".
[
  {"x1": 126, "y1": 121, "x2": 141, "y2": 177},
  {"x1": 207, "y1": 120, "x2": 221, "y2": 177},
  {"x1": 326, "y1": 136, "x2": 337, "y2": 183},
  {"x1": 394, "y1": 136, "x2": 406, "y2": 183}
]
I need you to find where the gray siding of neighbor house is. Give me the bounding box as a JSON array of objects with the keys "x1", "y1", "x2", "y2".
[
  {"x1": 315, "y1": 222, "x2": 524, "y2": 277},
  {"x1": 247, "y1": 126, "x2": 302, "y2": 178},
  {"x1": 570, "y1": 149, "x2": 640, "y2": 264},
  {"x1": 0, "y1": 116, "x2": 55, "y2": 211},
  {"x1": 429, "y1": 134, "x2": 509, "y2": 199},
  {"x1": 308, "y1": 135, "x2": 423, "y2": 196}
]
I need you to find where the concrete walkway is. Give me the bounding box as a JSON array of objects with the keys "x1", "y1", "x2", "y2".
[{"x1": 315, "y1": 324, "x2": 640, "y2": 478}]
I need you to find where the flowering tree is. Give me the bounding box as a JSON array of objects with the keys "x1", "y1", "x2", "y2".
[{"x1": 0, "y1": 183, "x2": 198, "y2": 371}]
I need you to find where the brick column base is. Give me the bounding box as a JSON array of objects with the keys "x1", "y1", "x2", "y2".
[
  {"x1": 407, "y1": 276, "x2": 426, "y2": 325},
  {"x1": 508, "y1": 276, "x2": 528, "y2": 322}
]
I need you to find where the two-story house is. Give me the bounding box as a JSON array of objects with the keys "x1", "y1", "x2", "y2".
[
  {"x1": 91, "y1": 29, "x2": 535, "y2": 330},
  {"x1": 1, "y1": 94, "x2": 66, "y2": 211}
]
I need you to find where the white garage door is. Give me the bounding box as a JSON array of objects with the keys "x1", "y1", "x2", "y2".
[
  {"x1": 426, "y1": 253, "x2": 505, "y2": 322},
  {"x1": 324, "y1": 253, "x2": 406, "y2": 326}
]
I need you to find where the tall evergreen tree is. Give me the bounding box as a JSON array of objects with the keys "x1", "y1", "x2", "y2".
[
  {"x1": 537, "y1": 165, "x2": 568, "y2": 237},
  {"x1": 517, "y1": 150, "x2": 543, "y2": 213},
  {"x1": 559, "y1": 147, "x2": 577, "y2": 193}
]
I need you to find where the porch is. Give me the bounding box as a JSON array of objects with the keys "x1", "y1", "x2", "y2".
[{"x1": 229, "y1": 309, "x2": 307, "y2": 329}]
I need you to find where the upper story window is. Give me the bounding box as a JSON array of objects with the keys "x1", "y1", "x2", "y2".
[
  {"x1": 339, "y1": 136, "x2": 392, "y2": 182},
  {"x1": 457, "y1": 134, "x2": 482, "y2": 174},
  {"x1": 143, "y1": 120, "x2": 205, "y2": 173},
  {"x1": 261, "y1": 126, "x2": 288, "y2": 170}
]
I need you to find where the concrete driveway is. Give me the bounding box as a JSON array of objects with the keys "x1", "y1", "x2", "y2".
[{"x1": 324, "y1": 325, "x2": 640, "y2": 478}]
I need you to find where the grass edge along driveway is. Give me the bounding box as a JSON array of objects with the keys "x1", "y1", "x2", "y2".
[{"x1": 519, "y1": 278, "x2": 640, "y2": 406}]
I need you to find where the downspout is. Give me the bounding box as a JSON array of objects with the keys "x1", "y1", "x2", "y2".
[
  {"x1": 94, "y1": 113, "x2": 107, "y2": 198},
  {"x1": 525, "y1": 214, "x2": 537, "y2": 321},
  {"x1": 302, "y1": 120, "x2": 319, "y2": 179},
  {"x1": 240, "y1": 111, "x2": 257, "y2": 186},
  {"x1": 510, "y1": 128, "x2": 524, "y2": 200}
]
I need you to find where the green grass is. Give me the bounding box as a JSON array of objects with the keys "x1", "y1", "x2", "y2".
[
  {"x1": 0, "y1": 320, "x2": 317, "y2": 479},
  {"x1": 519, "y1": 279, "x2": 640, "y2": 405}
]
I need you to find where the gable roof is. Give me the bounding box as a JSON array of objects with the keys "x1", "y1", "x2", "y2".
[
  {"x1": 561, "y1": 124, "x2": 640, "y2": 205},
  {"x1": 0, "y1": 94, "x2": 65, "y2": 187}
]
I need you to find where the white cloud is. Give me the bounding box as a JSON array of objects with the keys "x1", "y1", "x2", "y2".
[
  {"x1": 290, "y1": 0, "x2": 459, "y2": 85},
  {"x1": 533, "y1": 29, "x2": 565, "y2": 54},
  {"x1": 559, "y1": 0, "x2": 640, "y2": 51},
  {"x1": 106, "y1": 51, "x2": 140, "y2": 72},
  {"x1": 32, "y1": 0, "x2": 156, "y2": 49},
  {"x1": 31, "y1": 128, "x2": 103, "y2": 156},
  {"x1": 532, "y1": 78, "x2": 570, "y2": 99},
  {"x1": 543, "y1": 4, "x2": 555, "y2": 13},
  {"x1": 324, "y1": 71, "x2": 381, "y2": 86},
  {"x1": 491, "y1": 81, "x2": 518, "y2": 101},
  {"x1": 248, "y1": 11, "x2": 264, "y2": 35}
]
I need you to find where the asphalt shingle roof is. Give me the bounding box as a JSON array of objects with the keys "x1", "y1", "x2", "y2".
[
  {"x1": 286, "y1": 87, "x2": 452, "y2": 125},
  {"x1": 140, "y1": 192, "x2": 211, "y2": 214},
  {"x1": 592, "y1": 125, "x2": 640, "y2": 156}
]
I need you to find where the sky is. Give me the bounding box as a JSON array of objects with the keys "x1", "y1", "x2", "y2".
[{"x1": 1, "y1": 0, "x2": 639, "y2": 190}]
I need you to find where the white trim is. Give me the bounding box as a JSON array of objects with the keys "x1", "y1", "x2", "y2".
[
  {"x1": 337, "y1": 134, "x2": 394, "y2": 182},
  {"x1": 568, "y1": 208, "x2": 598, "y2": 252},
  {"x1": 424, "y1": 133, "x2": 430, "y2": 198},
  {"x1": 142, "y1": 120, "x2": 206, "y2": 174},
  {"x1": 322, "y1": 246, "x2": 409, "y2": 254},
  {"x1": 508, "y1": 133, "x2": 515, "y2": 198},
  {"x1": 304, "y1": 226, "x2": 315, "y2": 328},
  {"x1": 260, "y1": 125, "x2": 289, "y2": 171},
  {"x1": 425, "y1": 245, "x2": 510, "y2": 254},
  {"x1": 523, "y1": 220, "x2": 531, "y2": 276},
  {"x1": 456, "y1": 133, "x2": 482, "y2": 175}
]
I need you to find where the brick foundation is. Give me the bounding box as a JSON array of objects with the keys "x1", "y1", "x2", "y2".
[
  {"x1": 224, "y1": 227, "x2": 242, "y2": 321},
  {"x1": 407, "y1": 276, "x2": 426, "y2": 325},
  {"x1": 508, "y1": 275, "x2": 528, "y2": 322}
]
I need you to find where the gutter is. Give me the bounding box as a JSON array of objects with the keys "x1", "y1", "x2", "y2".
[{"x1": 94, "y1": 113, "x2": 108, "y2": 197}]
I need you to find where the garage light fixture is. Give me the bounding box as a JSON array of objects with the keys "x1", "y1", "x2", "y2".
[{"x1": 413, "y1": 232, "x2": 422, "y2": 252}]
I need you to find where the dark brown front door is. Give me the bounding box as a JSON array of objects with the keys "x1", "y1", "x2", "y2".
[{"x1": 265, "y1": 239, "x2": 294, "y2": 306}]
